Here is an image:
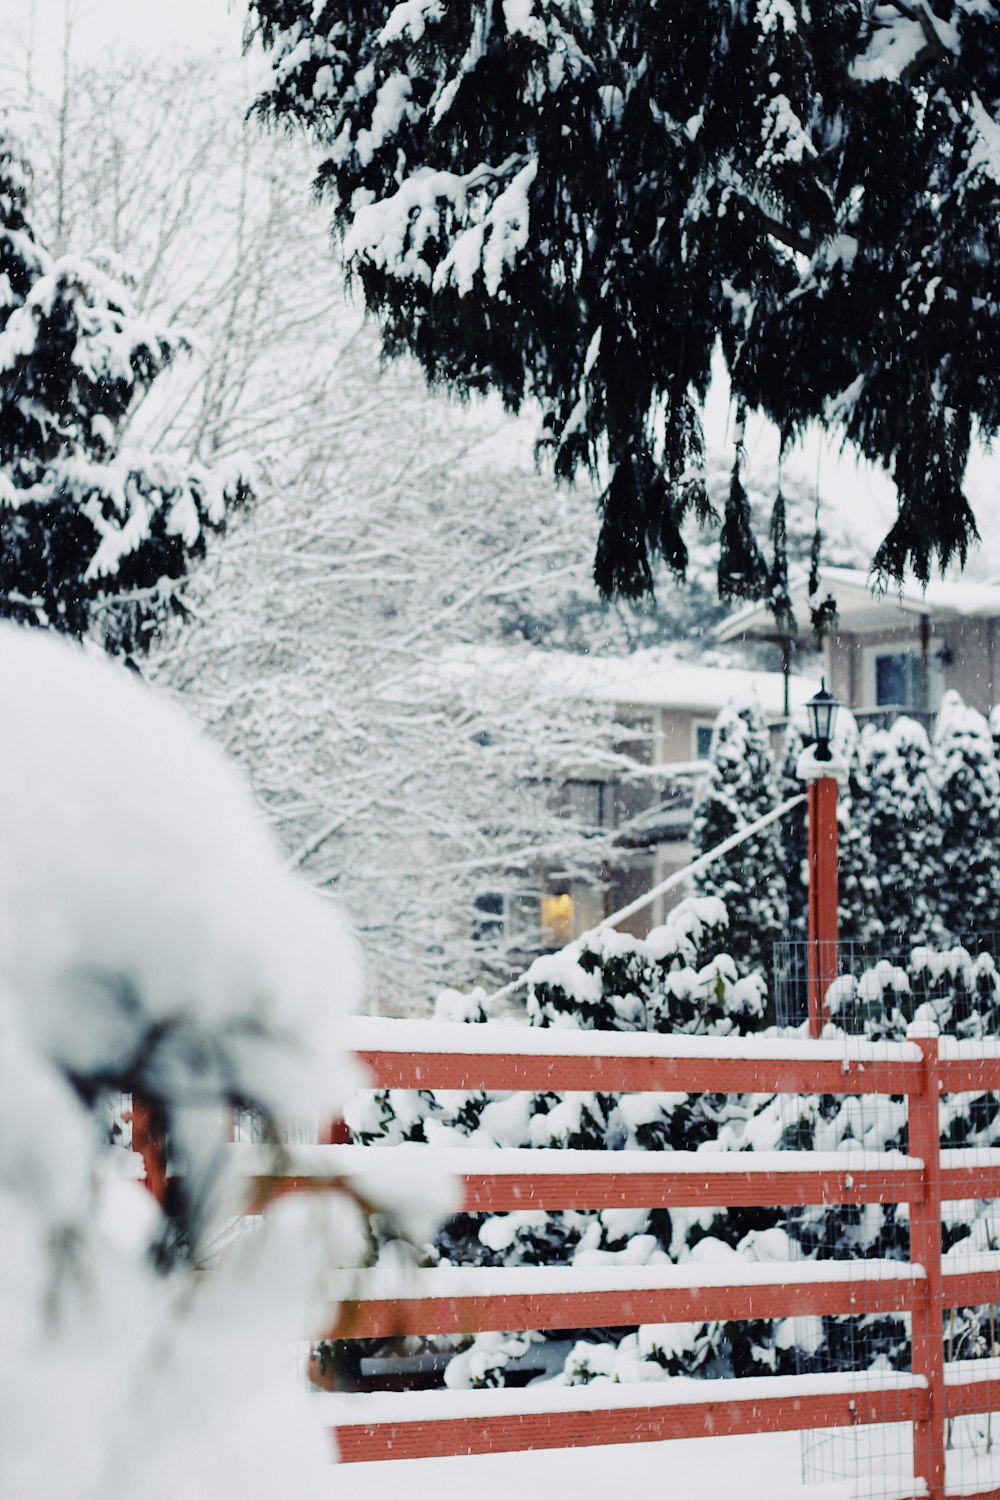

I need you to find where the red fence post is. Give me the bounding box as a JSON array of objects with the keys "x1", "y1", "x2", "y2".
[
  {"x1": 131, "y1": 1094, "x2": 169, "y2": 1209},
  {"x1": 907, "y1": 1024, "x2": 945, "y2": 1500},
  {"x1": 807, "y1": 776, "x2": 840, "y2": 1039}
]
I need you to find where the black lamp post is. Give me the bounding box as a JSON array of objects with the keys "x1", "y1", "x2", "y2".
[{"x1": 807, "y1": 682, "x2": 840, "y2": 762}]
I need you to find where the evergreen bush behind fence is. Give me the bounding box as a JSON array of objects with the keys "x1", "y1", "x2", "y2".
[{"x1": 326, "y1": 903, "x2": 1000, "y2": 1405}]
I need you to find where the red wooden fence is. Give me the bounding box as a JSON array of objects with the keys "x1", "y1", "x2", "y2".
[{"x1": 133, "y1": 1018, "x2": 1000, "y2": 1500}]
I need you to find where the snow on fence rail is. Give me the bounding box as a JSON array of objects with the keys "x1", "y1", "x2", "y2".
[{"x1": 133, "y1": 1020, "x2": 1000, "y2": 1500}]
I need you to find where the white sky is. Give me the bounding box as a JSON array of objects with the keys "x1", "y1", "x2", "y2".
[
  {"x1": 0, "y1": 0, "x2": 243, "y2": 96},
  {"x1": 1, "y1": 0, "x2": 997, "y2": 575}
]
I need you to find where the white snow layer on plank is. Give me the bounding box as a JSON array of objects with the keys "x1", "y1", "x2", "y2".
[
  {"x1": 317, "y1": 1367, "x2": 925, "y2": 1426},
  {"x1": 233, "y1": 1143, "x2": 921, "y2": 1177},
  {"x1": 945, "y1": 1355, "x2": 1000, "y2": 1387},
  {"x1": 346, "y1": 1015, "x2": 922, "y2": 1064},
  {"x1": 939, "y1": 1037, "x2": 1000, "y2": 1060},
  {"x1": 325, "y1": 1258, "x2": 923, "y2": 1302}
]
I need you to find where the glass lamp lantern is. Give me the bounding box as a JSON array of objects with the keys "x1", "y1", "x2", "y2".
[{"x1": 807, "y1": 682, "x2": 840, "y2": 762}]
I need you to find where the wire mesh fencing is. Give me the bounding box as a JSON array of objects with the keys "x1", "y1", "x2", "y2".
[{"x1": 775, "y1": 937, "x2": 1000, "y2": 1495}]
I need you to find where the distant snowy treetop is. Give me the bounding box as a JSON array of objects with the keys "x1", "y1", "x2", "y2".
[{"x1": 0, "y1": 115, "x2": 247, "y2": 655}]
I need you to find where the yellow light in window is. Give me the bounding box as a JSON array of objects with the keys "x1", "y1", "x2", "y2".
[{"x1": 541, "y1": 891, "x2": 575, "y2": 944}]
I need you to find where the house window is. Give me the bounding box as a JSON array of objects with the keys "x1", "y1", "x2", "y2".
[
  {"x1": 472, "y1": 891, "x2": 505, "y2": 942},
  {"x1": 562, "y1": 779, "x2": 606, "y2": 828},
  {"x1": 862, "y1": 641, "x2": 943, "y2": 712},
  {"x1": 694, "y1": 723, "x2": 715, "y2": 760},
  {"x1": 874, "y1": 650, "x2": 920, "y2": 708},
  {"x1": 540, "y1": 890, "x2": 575, "y2": 946}
]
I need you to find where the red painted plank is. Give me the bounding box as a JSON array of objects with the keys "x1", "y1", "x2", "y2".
[
  {"x1": 940, "y1": 1165, "x2": 1000, "y2": 1201},
  {"x1": 944, "y1": 1377, "x2": 1000, "y2": 1420},
  {"x1": 356, "y1": 1050, "x2": 916, "y2": 1097},
  {"x1": 452, "y1": 1166, "x2": 922, "y2": 1211},
  {"x1": 937, "y1": 1060, "x2": 1000, "y2": 1094},
  {"x1": 326, "y1": 1274, "x2": 919, "y2": 1340},
  {"x1": 253, "y1": 1165, "x2": 923, "y2": 1213},
  {"x1": 942, "y1": 1271, "x2": 1000, "y2": 1310},
  {"x1": 333, "y1": 1385, "x2": 928, "y2": 1463}
]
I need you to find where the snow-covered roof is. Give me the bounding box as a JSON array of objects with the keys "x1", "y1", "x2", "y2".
[
  {"x1": 440, "y1": 645, "x2": 818, "y2": 716},
  {"x1": 716, "y1": 566, "x2": 1000, "y2": 642}
]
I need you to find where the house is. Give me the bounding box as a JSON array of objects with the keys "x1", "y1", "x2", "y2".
[
  {"x1": 716, "y1": 565, "x2": 1000, "y2": 723},
  {"x1": 462, "y1": 647, "x2": 820, "y2": 949}
]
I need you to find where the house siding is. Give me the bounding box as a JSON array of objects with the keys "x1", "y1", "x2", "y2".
[{"x1": 829, "y1": 620, "x2": 999, "y2": 715}]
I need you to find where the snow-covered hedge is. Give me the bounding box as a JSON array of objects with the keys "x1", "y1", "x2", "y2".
[
  {"x1": 341, "y1": 901, "x2": 1000, "y2": 1392},
  {"x1": 700, "y1": 693, "x2": 1000, "y2": 972}
]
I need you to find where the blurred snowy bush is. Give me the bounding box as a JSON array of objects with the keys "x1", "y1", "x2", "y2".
[{"x1": 0, "y1": 625, "x2": 391, "y2": 1499}]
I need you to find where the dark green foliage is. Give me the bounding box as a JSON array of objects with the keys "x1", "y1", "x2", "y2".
[
  {"x1": 248, "y1": 0, "x2": 999, "y2": 608},
  {"x1": 0, "y1": 122, "x2": 246, "y2": 655},
  {"x1": 691, "y1": 702, "x2": 786, "y2": 980},
  {"x1": 933, "y1": 692, "x2": 1000, "y2": 938},
  {"x1": 851, "y1": 719, "x2": 944, "y2": 949}
]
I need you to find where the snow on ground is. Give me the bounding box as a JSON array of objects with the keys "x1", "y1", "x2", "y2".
[
  {"x1": 329, "y1": 1425, "x2": 1000, "y2": 1500},
  {"x1": 328, "y1": 1431, "x2": 899, "y2": 1500}
]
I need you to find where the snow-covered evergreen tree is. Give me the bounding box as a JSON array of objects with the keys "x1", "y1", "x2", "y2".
[
  {"x1": 691, "y1": 703, "x2": 785, "y2": 980},
  {"x1": 933, "y1": 691, "x2": 1000, "y2": 940},
  {"x1": 850, "y1": 718, "x2": 943, "y2": 951},
  {"x1": 248, "y1": 0, "x2": 1000, "y2": 603},
  {"x1": 777, "y1": 716, "x2": 810, "y2": 947},
  {"x1": 836, "y1": 737, "x2": 879, "y2": 948},
  {"x1": 0, "y1": 117, "x2": 245, "y2": 655}
]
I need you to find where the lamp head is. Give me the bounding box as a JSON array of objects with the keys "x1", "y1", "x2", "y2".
[{"x1": 807, "y1": 681, "x2": 840, "y2": 762}]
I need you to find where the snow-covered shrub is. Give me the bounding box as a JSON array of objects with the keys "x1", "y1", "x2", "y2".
[
  {"x1": 851, "y1": 718, "x2": 943, "y2": 949},
  {"x1": 691, "y1": 702, "x2": 786, "y2": 984},
  {"x1": 342, "y1": 907, "x2": 1000, "y2": 1395},
  {"x1": 525, "y1": 899, "x2": 764, "y2": 1035},
  {"x1": 934, "y1": 691, "x2": 1000, "y2": 939},
  {"x1": 0, "y1": 626, "x2": 443, "y2": 1499}
]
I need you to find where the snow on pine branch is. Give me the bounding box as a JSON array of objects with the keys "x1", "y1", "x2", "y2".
[{"x1": 344, "y1": 155, "x2": 535, "y2": 292}]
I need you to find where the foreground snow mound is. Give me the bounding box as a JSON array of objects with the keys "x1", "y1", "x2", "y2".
[
  {"x1": 0, "y1": 626, "x2": 375, "y2": 1500},
  {"x1": 0, "y1": 626, "x2": 364, "y2": 1129}
]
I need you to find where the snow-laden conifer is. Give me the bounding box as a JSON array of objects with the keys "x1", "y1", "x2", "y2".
[
  {"x1": 852, "y1": 717, "x2": 944, "y2": 950},
  {"x1": 777, "y1": 716, "x2": 809, "y2": 947},
  {"x1": 248, "y1": 0, "x2": 1000, "y2": 603},
  {"x1": 0, "y1": 118, "x2": 246, "y2": 655},
  {"x1": 691, "y1": 702, "x2": 785, "y2": 980},
  {"x1": 933, "y1": 691, "x2": 1000, "y2": 940}
]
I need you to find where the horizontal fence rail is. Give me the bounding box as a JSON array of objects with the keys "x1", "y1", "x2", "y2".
[
  {"x1": 322, "y1": 1369, "x2": 928, "y2": 1464},
  {"x1": 323, "y1": 1256, "x2": 1000, "y2": 1341},
  {"x1": 240, "y1": 1141, "x2": 927, "y2": 1212},
  {"x1": 133, "y1": 1019, "x2": 1000, "y2": 1500}
]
